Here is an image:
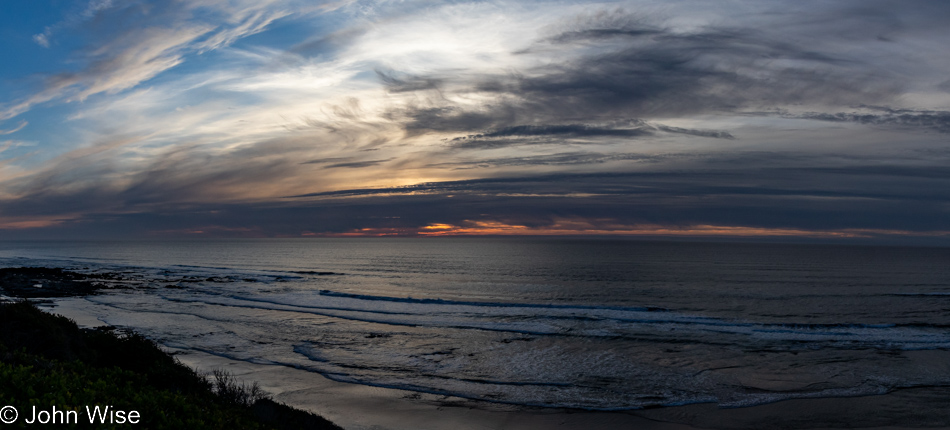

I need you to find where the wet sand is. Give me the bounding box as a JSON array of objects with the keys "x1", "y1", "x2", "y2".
[
  {"x1": 43, "y1": 298, "x2": 950, "y2": 430},
  {"x1": 168, "y1": 348, "x2": 950, "y2": 430},
  {"x1": 169, "y1": 347, "x2": 695, "y2": 430}
]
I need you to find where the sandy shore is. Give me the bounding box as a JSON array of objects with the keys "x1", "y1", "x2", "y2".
[
  {"x1": 42, "y1": 298, "x2": 950, "y2": 430},
  {"x1": 168, "y1": 348, "x2": 950, "y2": 430},
  {"x1": 169, "y1": 347, "x2": 699, "y2": 430}
]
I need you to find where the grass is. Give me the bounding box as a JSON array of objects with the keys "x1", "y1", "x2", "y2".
[{"x1": 0, "y1": 300, "x2": 343, "y2": 429}]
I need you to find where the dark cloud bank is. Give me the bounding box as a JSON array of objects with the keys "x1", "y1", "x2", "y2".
[{"x1": 5, "y1": 160, "x2": 950, "y2": 244}]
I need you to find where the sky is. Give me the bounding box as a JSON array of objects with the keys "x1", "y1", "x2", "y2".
[{"x1": 1, "y1": 0, "x2": 950, "y2": 243}]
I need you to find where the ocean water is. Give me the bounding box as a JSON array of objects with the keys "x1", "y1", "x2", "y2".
[{"x1": 1, "y1": 239, "x2": 949, "y2": 410}]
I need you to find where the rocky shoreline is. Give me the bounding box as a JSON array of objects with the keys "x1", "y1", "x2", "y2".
[{"x1": 0, "y1": 267, "x2": 125, "y2": 298}]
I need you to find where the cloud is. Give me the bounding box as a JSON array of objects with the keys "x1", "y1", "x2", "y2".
[
  {"x1": 407, "y1": 219, "x2": 950, "y2": 240},
  {"x1": 376, "y1": 69, "x2": 443, "y2": 93},
  {"x1": 33, "y1": 32, "x2": 51, "y2": 48},
  {"x1": 426, "y1": 152, "x2": 674, "y2": 169},
  {"x1": 193, "y1": 9, "x2": 293, "y2": 53},
  {"x1": 652, "y1": 124, "x2": 735, "y2": 140},
  {"x1": 31, "y1": 0, "x2": 117, "y2": 48},
  {"x1": 3, "y1": 0, "x2": 325, "y2": 121},
  {"x1": 0, "y1": 140, "x2": 34, "y2": 157},
  {"x1": 323, "y1": 158, "x2": 395, "y2": 169},
  {"x1": 0, "y1": 121, "x2": 27, "y2": 135},
  {"x1": 5, "y1": 160, "x2": 950, "y2": 242},
  {"x1": 791, "y1": 107, "x2": 950, "y2": 133},
  {"x1": 447, "y1": 120, "x2": 734, "y2": 149},
  {"x1": 380, "y1": 10, "x2": 898, "y2": 141},
  {"x1": 465, "y1": 123, "x2": 653, "y2": 138},
  {"x1": 0, "y1": 141, "x2": 14, "y2": 156},
  {"x1": 284, "y1": 161, "x2": 950, "y2": 203},
  {"x1": 4, "y1": 1, "x2": 950, "y2": 242}
]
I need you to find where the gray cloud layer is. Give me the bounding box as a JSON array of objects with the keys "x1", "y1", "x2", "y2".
[
  {"x1": 388, "y1": 10, "x2": 899, "y2": 137},
  {"x1": 2, "y1": 1, "x2": 950, "y2": 242},
  {"x1": 792, "y1": 108, "x2": 950, "y2": 134}
]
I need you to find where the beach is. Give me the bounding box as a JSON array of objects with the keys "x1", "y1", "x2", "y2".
[
  {"x1": 5, "y1": 239, "x2": 945, "y2": 430},
  {"x1": 169, "y1": 347, "x2": 950, "y2": 430},
  {"x1": 45, "y1": 293, "x2": 950, "y2": 429}
]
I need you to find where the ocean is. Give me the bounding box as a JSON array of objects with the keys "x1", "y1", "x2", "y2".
[{"x1": 1, "y1": 238, "x2": 949, "y2": 412}]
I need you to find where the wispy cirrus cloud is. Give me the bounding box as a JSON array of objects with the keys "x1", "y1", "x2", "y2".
[
  {"x1": 32, "y1": 0, "x2": 117, "y2": 48},
  {"x1": 3, "y1": 0, "x2": 340, "y2": 122},
  {"x1": 0, "y1": 121, "x2": 27, "y2": 135},
  {"x1": 2, "y1": 1, "x2": 950, "y2": 243}
]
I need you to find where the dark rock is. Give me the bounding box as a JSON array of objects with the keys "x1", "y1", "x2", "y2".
[{"x1": 0, "y1": 267, "x2": 99, "y2": 298}]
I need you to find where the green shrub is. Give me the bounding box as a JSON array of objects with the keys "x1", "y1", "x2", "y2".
[
  {"x1": 210, "y1": 369, "x2": 267, "y2": 408},
  {"x1": 0, "y1": 301, "x2": 342, "y2": 430},
  {"x1": 0, "y1": 355, "x2": 267, "y2": 429}
]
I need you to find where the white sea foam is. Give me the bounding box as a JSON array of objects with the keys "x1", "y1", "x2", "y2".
[{"x1": 4, "y1": 239, "x2": 950, "y2": 410}]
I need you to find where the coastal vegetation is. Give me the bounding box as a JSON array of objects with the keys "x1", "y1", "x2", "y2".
[{"x1": 0, "y1": 268, "x2": 342, "y2": 430}]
